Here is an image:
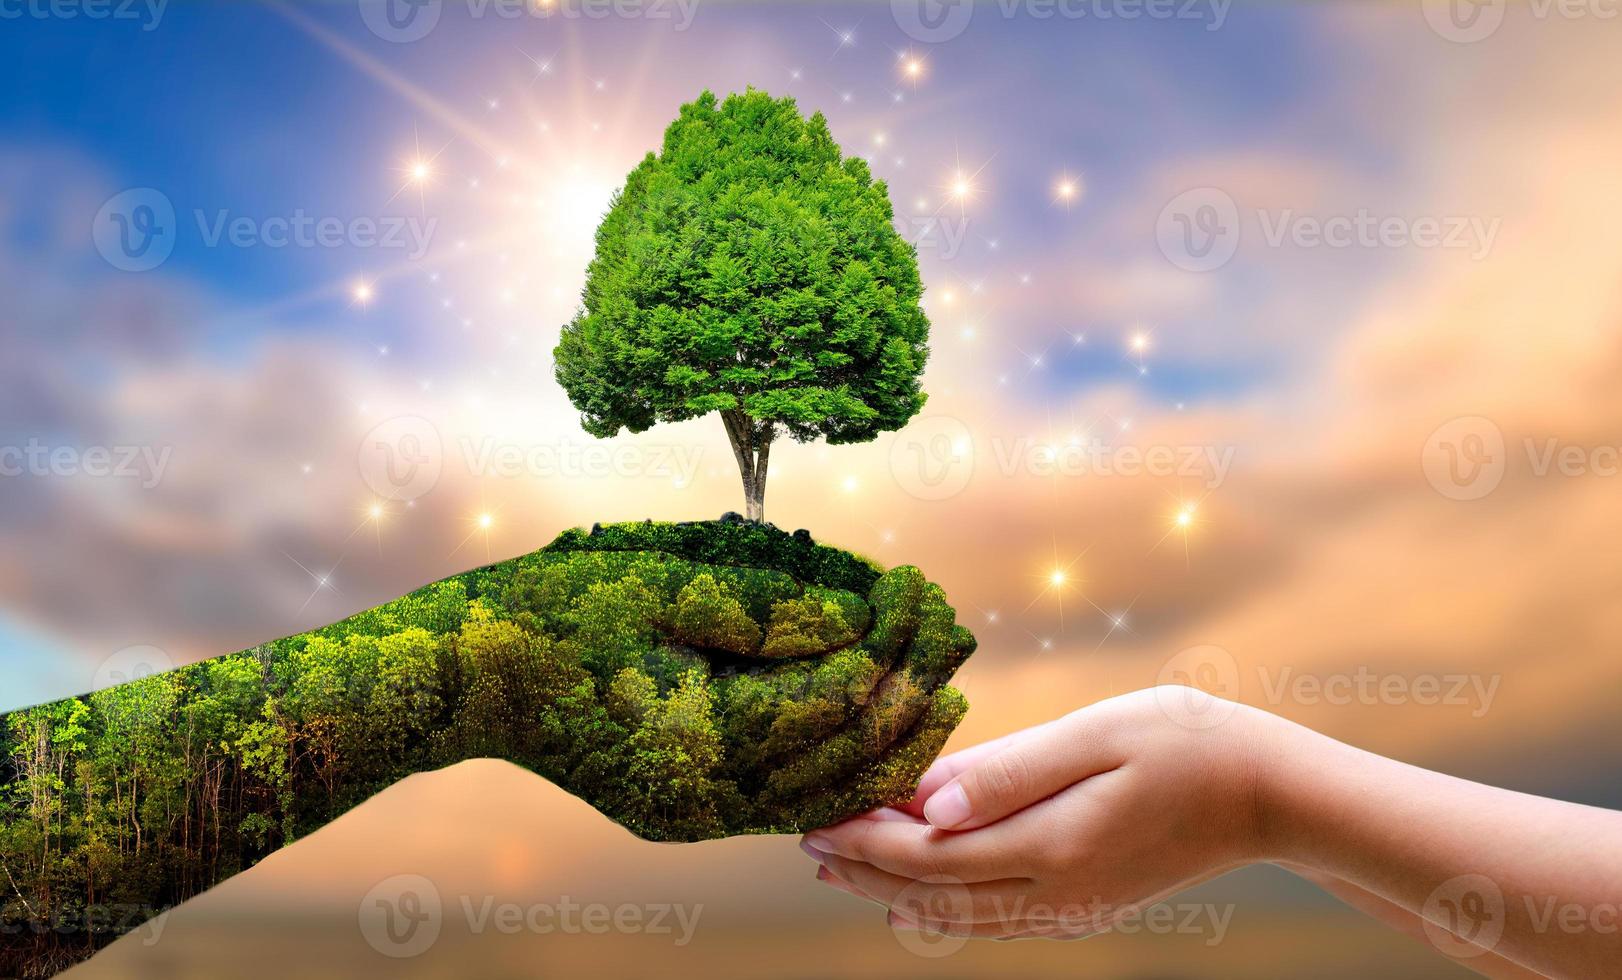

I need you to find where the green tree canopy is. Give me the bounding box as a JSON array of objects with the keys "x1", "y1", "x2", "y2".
[{"x1": 554, "y1": 88, "x2": 930, "y2": 521}]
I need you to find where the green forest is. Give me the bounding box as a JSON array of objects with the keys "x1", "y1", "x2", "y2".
[{"x1": 0, "y1": 518, "x2": 975, "y2": 975}]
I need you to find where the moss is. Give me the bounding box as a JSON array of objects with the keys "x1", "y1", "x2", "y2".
[
  {"x1": 669, "y1": 573, "x2": 763, "y2": 656},
  {"x1": 546, "y1": 515, "x2": 884, "y2": 595},
  {"x1": 490, "y1": 519, "x2": 976, "y2": 840}
]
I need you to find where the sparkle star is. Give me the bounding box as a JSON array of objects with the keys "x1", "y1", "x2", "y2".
[{"x1": 1053, "y1": 171, "x2": 1085, "y2": 208}]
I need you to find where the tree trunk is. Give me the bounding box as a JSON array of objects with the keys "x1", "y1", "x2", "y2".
[{"x1": 722, "y1": 411, "x2": 774, "y2": 523}]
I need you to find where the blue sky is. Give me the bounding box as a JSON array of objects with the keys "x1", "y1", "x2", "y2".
[{"x1": 1, "y1": 1, "x2": 1362, "y2": 400}]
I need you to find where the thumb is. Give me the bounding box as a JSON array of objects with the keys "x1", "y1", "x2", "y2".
[
  {"x1": 921, "y1": 709, "x2": 1122, "y2": 831},
  {"x1": 899, "y1": 717, "x2": 1064, "y2": 817}
]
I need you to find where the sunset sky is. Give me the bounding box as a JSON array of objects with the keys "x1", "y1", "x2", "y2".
[{"x1": 5, "y1": 2, "x2": 1622, "y2": 976}]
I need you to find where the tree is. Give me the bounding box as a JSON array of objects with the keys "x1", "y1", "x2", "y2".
[{"x1": 554, "y1": 89, "x2": 931, "y2": 521}]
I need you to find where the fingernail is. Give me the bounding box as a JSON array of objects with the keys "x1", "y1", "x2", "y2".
[
  {"x1": 923, "y1": 783, "x2": 971, "y2": 829},
  {"x1": 800, "y1": 840, "x2": 826, "y2": 863},
  {"x1": 887, "y1": 911, "x2": 920, "y2": 931},
  {"x1": 815, "y1": 865, "x2": 831, "y2": 882}
]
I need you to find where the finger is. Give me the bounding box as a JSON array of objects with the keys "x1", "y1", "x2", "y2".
[
  {"x1": 921, "y1": 709, "x2": 1125, "y2": 831},
  {"x1": 819, "y1": 853, "x2": 1031, "y2": 923},
  {"x1": 855, "y1": 806, "x2": 925, "y2": 824},
  {"x1": 801, "y1": 807, "x2": 924, "y2": 863},
  {"x1": 898, "y1": 720, "x2": 1064, "y2": 817},
  {"x1": 992, "y1": 923, "x2": 1107, "y2": 942},
  {"x1": 889, "y1": 913, "x2": 1032, "y2": 940},
  {"x1": 814, "y1": 864, "x2": 880, "y2": 905},
  {"x1": 804, "y1": 815, "x2": 1029, "y2": 881}
]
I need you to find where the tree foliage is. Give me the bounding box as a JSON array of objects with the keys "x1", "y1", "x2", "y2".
[{"x1": 554, "y1": 89, "x2": 931, "y2": 520}]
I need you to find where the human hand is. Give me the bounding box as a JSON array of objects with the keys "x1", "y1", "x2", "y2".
[{"x1": 799, "y1": 687, "x2": 1282, "y2": 939}]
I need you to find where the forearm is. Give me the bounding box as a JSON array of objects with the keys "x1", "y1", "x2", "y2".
[
  {"x1": 1258, "y1": 716, "x2": 1622, "y2": 978},
  {"x1": 1276, "y1": 861, "x2": 1550, "y2": 980},
  {"x1": 0, "y1": 644, "x2": 454, "y2": 978},
  {"x1": 4, "y1": 522, "x2": 977, "y2": 976}
]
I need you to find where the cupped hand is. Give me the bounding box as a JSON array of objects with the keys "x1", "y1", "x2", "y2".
[{"x1": 799, "y1": 686, "x2": 1281, "y2": 939}]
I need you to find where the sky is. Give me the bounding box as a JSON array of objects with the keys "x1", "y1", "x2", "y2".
[{"x1": 5, "y1": 2, "x2": 1622, "y2": 976}]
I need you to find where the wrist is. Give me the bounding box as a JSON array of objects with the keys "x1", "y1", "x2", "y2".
[{"x1": 1233, "y1": 704, "x2": 1326, "y2": 866}]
